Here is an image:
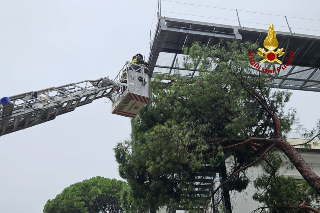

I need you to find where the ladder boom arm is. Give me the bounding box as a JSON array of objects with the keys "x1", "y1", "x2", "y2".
[{"x1": 0, "y1": 77, "x2": 116, "y2": 137}]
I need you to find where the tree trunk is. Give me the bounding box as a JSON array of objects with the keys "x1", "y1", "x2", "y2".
[
  {"x1": 219, "y1": 161, "x2": 232, "y2": 213},
  {"x1": 275, "y1": 138, "x2": 320, "y2": 194}
]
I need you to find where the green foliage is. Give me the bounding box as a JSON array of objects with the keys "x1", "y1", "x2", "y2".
[
  {"x1": 253, "y1": 151, "x2": 320, "y2": 212},
  {"x1": 114, "y1": 40, "x2": 297, "y2": 211},
  {"x1": 254, "y1": 175, "x2": 320, "y2": 213},
  {"x1": 43, "y1": 176, "x2": 126, "y2": 213}
]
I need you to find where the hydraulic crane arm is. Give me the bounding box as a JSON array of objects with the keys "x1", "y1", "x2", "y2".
[
  {"x1": 0, "y1": 77, "x2": 115, "y2": 137},
  {"x1": 0, "y1": 62, "x2": 150, "y2": 137}
]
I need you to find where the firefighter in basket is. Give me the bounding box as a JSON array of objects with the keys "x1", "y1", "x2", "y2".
[
  {"x1": 131, "y1": 53, "x2": 150, "y2": 73},
  {"x1": 120, "y1": 53, "x2": 149, "y2": 92}
]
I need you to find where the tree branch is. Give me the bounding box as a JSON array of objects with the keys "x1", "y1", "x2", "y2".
[
  {"x1": 292, "y1": 132, "x2": 320, "y2": 147},
  {"x1": 222, "y1": 137, "x2": 276, "y2": 151},
  {"x1": 261, "y1": 157, "x2": 277, "y2": 191},
  {"x1": 210, "y1": 143, "x2": 275, "y2": 199},
  {"x1": 275, "y1": 138, "x2": 320, "y2": 194},
  {"x1": 252, "y1": 202, "x2": 320, "y2": 213},
  {"x1": 240, "y1": 81, "x2": 282, "y2": 138},
  {"x1": 254, "y1": 116, "x2": 271, "y2": 137},
  {"x1": 222, "y1": 136, "x2": 320, "y2": 194},
  {"x1": 263, "y1": 158, "x2": 276, "y2": 175}
]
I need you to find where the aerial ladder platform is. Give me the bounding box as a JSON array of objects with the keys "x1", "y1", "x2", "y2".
[{"x1": 0, "y1": 62, "x2": 150, "y2": 137}]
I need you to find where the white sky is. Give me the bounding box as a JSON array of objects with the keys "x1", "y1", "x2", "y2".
[{"x1": 0, "y1": 0, "x2": 319, "y2": 212}]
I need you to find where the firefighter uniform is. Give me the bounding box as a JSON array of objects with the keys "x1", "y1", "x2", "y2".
[
  {"x1": 120, "y1": 69, "x2": 128, "y2": 92},
  {"x1": 131, "y1": 54, "x2": 149, "y2": 73},
  {"x1": 120, "y1": 54, "x2": 149, "y2": 92}
]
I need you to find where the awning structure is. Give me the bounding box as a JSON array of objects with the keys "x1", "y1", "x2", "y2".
[{"x1": 148, "y1": 16, "x2": 320, "y2": 92}]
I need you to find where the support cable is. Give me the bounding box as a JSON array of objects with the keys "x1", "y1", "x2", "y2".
[{"x1": 161, "y1": 0, "x2": 320, "y2": 22}]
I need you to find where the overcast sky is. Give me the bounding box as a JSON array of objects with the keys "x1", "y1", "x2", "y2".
[{"x1": 0, "y1": 0, "x2": 319, "y2": 212}]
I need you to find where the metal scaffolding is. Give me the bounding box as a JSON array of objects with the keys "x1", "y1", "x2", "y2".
[{"x1": 148, "y1": 16, "x2": 320, "y2": 92}]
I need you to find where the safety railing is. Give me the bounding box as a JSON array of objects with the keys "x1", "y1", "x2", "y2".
[{"x1": 111, "y1": 62, "x2": 150, "y2": 104}]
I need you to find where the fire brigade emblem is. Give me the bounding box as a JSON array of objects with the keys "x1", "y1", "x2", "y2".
[{"x1": 258, "y1": 23, "x2": 285, "y2": 64}]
